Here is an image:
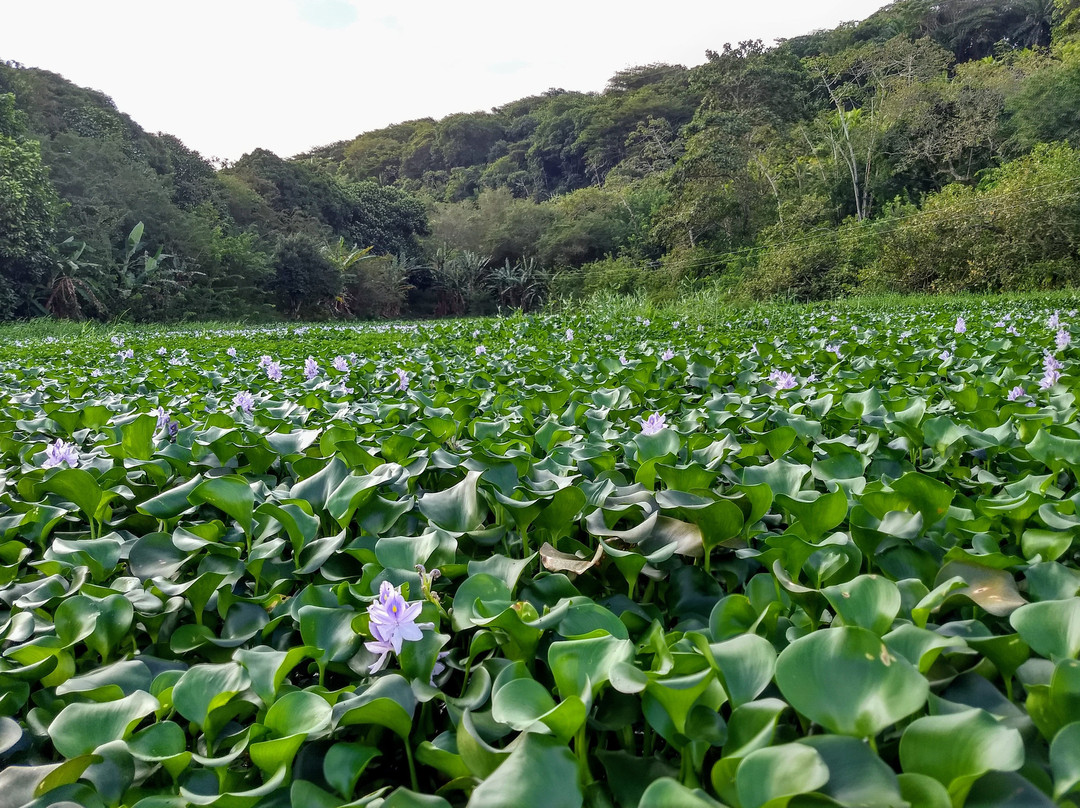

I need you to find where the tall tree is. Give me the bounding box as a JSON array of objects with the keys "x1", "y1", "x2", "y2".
[{"x1": 0, "y1": 92, "x2": 59, "y2": 317}]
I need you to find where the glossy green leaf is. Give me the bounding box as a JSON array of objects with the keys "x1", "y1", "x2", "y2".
[{"x1": 775, "y1": 626, "x2": 929, "y2": 737}]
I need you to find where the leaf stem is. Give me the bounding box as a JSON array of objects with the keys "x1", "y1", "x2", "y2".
[{"x1": 404, "y1": 734, "x2": 419, "y2": 791}]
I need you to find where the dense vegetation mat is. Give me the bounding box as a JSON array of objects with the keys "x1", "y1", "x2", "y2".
[{"x1": 0, "y1": 302, "x2": 1079, "y2": 807}]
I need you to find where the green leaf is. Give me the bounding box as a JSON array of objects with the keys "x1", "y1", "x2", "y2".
[
  {"x1": 701, "y1": 633, "x2": 776, "y2": 708},
  {"x1": 776, "y1": 486, "x2": 848, "y2": 540},
  {"x1": 188, "y1": 476, "x2": 254, "y2": 535},
  {"x1": 171, "y1": 662, "x2": 250, "y2": 728},
  {"x1": 39, "y1": 467, "x2": 102, "y2": 522},
  {"x1": 638, "y1": 778, "x2": 725, "y2": 808},
  {"x1": 899, "y1": 708, "x2": 1024, "y2": 804},
  {"x1": 465, "y1": 733, "x2": 582, "y2": 808},
  {"x1": 323, "y1": 743, "x2": 380, "y2": 799},
  {"x1": 1051, "y1": 722, "x2": 1080, "y2": 800},
  {"x1": 775, "y1": 626, "x2": 929, "y2": 737},
  {"x1": 334, "y1": 674, "x2": 415, "y2": 740},
  {"x1": 547, "y1": 635, "x2": 635, "y2": 702},
  {"x1": 49, "y1": 691, "x2": 159, "y2": 757},
  {"x1": 799, "y1": 735, "x2": 903, "y2": 807},
  {"x1": 1010, "y1": 598, "x2": 1080, "y2": 659},
  {"x1": 264, "y1": 690, "x2": 331, "y2": 736},
  {"x1": 822, "y1": 574, "x2": 901, "y2": 636},
  {"x1": 419, "y1": 471, "x2": 486, "y2": 532},
  {"x1": 735, "y1": 742, "x2": 829, "y2": 808}
]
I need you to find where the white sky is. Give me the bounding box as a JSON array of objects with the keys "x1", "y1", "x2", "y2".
[{"x1": 0, "y1": 0, "x2": 889, "y2": 161}]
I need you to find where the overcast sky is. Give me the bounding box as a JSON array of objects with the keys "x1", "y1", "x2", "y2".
[{"x1": 1, "y1": 0, "x2": 889, "y2": 161}]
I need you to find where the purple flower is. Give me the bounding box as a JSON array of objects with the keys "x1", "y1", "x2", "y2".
[
  {"x1": 954, "y1": 316, "x2": 966, "y2": 334},
  {"x1": 565, "y1": 328, "x2": 574, "y2": 341},
  {"x1": 1044, "y1": 352, "x2": 1063, "y2": 372},
  {"x1": 304, "y1": 356, "x2": 319, "y2": 381},
  {"x1": 769, "y1": 370, "x2": 798, "y2": 390},
  {"x1": 639, "y1": 412, "x2": 667, "y2": 436},
  {"x1": 266, "y1": 361, "x2": 282, "y2": 382},
  {"x1": 1049, "y1": 311, "x2": 1061, "y2": 330},
  {"x1": 332, "y1": 355, "x2": 349, "y2": 372},
  {"x1": 156, "y1": 346, "x2": 167, "y2": 356},
  {"x1": 825, "y1": 343, "x2": 842, "y2": 357},
  {"x1": 475, "y1": 345, "x2": 487, "y2": 356},
  {"x1": 939, "y1": 350, "x2": 952, "y2": 363},
  {"x1": 661, "y1": 348, "x2": 675, "y2": 362},
  {"x1": 234, "y1": 390, "x2": 255, "y2": 415},
  {"x1": 116, "y1": 348, "x2": 134, "y2": 361},
  {"x1": 1007, "y1": 386, "x2": 1026, "y2": 401},
  {"x1": 1057, "y1": 329, "x2": 1071, "y2": 351},
  {"x1": 365, "y1": 581, "x2": 431, "y2": 673},
  {"x1": 1040, "y1": 370, "x2": 1061, "y2": 390},
  {"x1": 43, "y1": 439, "x2": 79, "y2": 469},
  {"x1": 619, "y1": 354, "x2": 629, "y2": 366},
  {"x1": 154, "y1": 406, "x2": 169, "y2": 431},
  {"x1": 394, "y1": 368, "x2": 409, "y2": 391},
  {"x1": 257, "y1": 354, "x2": 272, "y2": 369},
  {"x1": 226, "y1": 347, "x2": 237, "y2": 358},
  {"x1": 1007, "y1": 325, "x2": 1020, "y2": 337}
]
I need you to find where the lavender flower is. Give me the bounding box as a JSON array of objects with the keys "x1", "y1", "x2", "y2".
[
  {"x1": 394, "y1": 368, "x2": 409, "y2": 391},
  {"x1": 1007, "y1": 325, "x2": 1020, "y2": 337},
  {"x1": 1040, "y1": 370, "x2": 1061, "y2": 390},
  {"x1": 156, "y1": 346, "x2": 167, "y2": 356},
  {"x1": 234, "y1": 390, "x2": 255, "y2": 415},
  {"x1": 43, "y1": 439, "x2": 79, "y2": 469},
  {"x1": 266, "y1": 361, "x2": 282, "y2": 382},
  {"x1": 1044, "y1": 352, "x2": 1063, "y2": 372},
  {"x1": 226, "y1": 347, "x2": 238, "y2": 358},
  {"x1": 1057, "y1": 329, "x2": 1071, "y2": 351},
  {"x1": 565, "y1": 328, "x2": 574, "y2": 341},
  {"x1": 639, "y1": 412, "x2": 667, "y2": 435},
  {"x1": 825, "y1": 343, "x2": 842, "y2": 357},
  {"x1": 1007, "y1": 386, "x2": 1026, "y2": 401},
  {"x1": 303, "y1": 356, "x2": 319, "y2": 381},
  {"x1": 1049, "y1": 311, "x2": 1061, "y2": 330},
  {"x1": 939, "y1": 350, "x2": 952, "y2": 362},
  {"x1": 619, "y1": 354, "x2": 629, "y2": 366},
  {"x1": 769, "y1": 370, "x2": 798, "y2": 390},
  {"x1": 954, "y1": 316, "x2": 966, "y2": 334},
  {"x1": 365, "y1": 581, "x2": 432, "y2": 673},
  {"x1": 661, "y1": 348, "x2": 675, "y2": 362},
  {"x1": 116, "y1": 348, "x2": 134, "y2": 361},
  {"x1": 257, "y1": 355, "x2": 272, "y2": 369},
  {"x1": 154, "y1": 406, "x2": 169, "y2": 431},
  {"x1": 475, "y1": 345, "x2": 487, "y2": 356},
  {"x1": 332, "y1": 355, "x2": 349, "y2": 372}
]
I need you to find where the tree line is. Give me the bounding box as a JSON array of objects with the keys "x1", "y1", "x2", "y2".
[{"x1": 2, "y1": 0, "x2": 1080, "y2": 321}]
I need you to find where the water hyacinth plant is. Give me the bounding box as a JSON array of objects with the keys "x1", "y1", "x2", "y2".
[{"x1": 0, "y1": 296, "x2": 1077, "y2": 807}]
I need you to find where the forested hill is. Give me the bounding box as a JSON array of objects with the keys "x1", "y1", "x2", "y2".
[{"x1": 3, "y1": 0, "x2": 1080, "y2": 322}]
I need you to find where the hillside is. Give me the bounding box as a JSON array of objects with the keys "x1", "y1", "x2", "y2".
[{"x1": 2, "y1": 0, "x2": 1080, "y2": 321}]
